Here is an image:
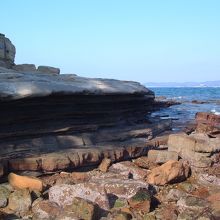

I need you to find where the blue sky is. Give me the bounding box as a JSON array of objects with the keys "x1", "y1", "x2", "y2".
[{"x1": 1, "y1": 0, "x2": 220, "y2": 83}]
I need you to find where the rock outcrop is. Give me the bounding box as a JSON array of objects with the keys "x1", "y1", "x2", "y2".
[
  {"x1": 195, "y1": 112, "x2": 220, "y2": 135},
  {"x1": 168, "y1": 112, "x2": 220, "y2": 170},
  {"x1": 0, "y1": 69, "x2": 172, "y2": 175},
  {"x1": 0, "y1": 33, "x2": 16, "y2": 68},
  {"x1": 0, "y1": 34, "x2": 175, "y2": 176}
]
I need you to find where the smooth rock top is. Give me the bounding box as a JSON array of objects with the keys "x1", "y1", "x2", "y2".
[{"x1": 0, "y1": 70, "x2": 154, "y2": 100}]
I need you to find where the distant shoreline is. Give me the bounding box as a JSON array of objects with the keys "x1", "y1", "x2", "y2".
[
  {"x1": 145, "y1": 86, "x2": 220, "y2": 88},
  {"x1": 144, "y1": 81, "x2": 220, "y2": 88}
]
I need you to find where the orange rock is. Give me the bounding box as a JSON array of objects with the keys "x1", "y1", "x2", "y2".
[
  {"x1": 98, "y1": 158, "x2": 111, "y2": 172},
  {"x1": 147, "y1": 160, "x2": 190, "y2": 185},
  {"x1": 8, "y1": 173, "x2": 43, "y2": 192},
  {"x1": 70, "y1": 172, "x2": 89, "y2": 182},
  {"x1": 191, "y1": 187, "x2": 210, "y2": 199}
]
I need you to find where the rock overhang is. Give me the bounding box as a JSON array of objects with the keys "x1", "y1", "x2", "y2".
[{"x1": 0, "y1": 71, "x2": 154, "y2": 101}]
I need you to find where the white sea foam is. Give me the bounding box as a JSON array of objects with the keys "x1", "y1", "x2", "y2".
[
  {"x1": 211, "y1": 109, "x2": 220, "y2": 115},
  {"x1": 173, "y1": 96, "x2": 183, "y2": 99}
]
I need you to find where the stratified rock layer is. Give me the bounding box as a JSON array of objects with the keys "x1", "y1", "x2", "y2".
[{"x1": 0, "y1": 69, "x2": 171, "y2": 174}]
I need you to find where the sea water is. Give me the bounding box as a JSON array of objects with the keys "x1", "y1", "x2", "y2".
[{"x1": 149, "y1": 87, "x2": 220, "y2": 130}]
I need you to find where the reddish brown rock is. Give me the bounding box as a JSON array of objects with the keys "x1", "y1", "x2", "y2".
[
  {"x1": 41, "y1": 153, "x2": 71, "y2": 171},
  {"x1": 42, "y1": 171, "x2": 89, "y2": 186},
  {"x1": 8, "y1": 173, "x2": 43, "y2": 192},
  {"x1": 196, "y1": 112, "x2": 220, "y2": 125},
  {"x1": 7, "y1": 146, "x2": 151, "y2": 174},
  {"x1": 195, "y1": 112, "x2": 220, "y2": 135},
  {"x1": 8, "y1": 157, "x2": 41, "y2": 171},
  {"x1": 132, "y1": 156, "x2": 158, "y2": 169},
  {"x1": 207, "y1": 192, "x2": 220, "y2": 203},
  {"x1": 7, "y1": 189, "x2": 32, "y2": 217},
  {"x1": 98, "y1": 158, "x2": 111, "y2": 172},
  {"x1": 191, "y1": 187, "x2": 210, "y2": 199},
  {"x1": 196, "y1": 122, "x2": 220, "y2": 134},
  {"x1": 147, "y1": 160, "x2": 190, "y2": 185},
  {"x1": 70, "y1": 172, "x2": 89, "y2": 182}
]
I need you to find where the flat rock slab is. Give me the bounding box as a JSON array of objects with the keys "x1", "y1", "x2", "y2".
[
  {"x1": 0, "y1": 71, "x2": 153, "y2": 100},
  {"x1": 147, "y1": 150, "x2": 179, "y2": 164},
  {"x1": 2, "y1": 134, "x2": 169, "y2": 174},
  {"x1": 168, "y1": 133, "x2": 220, "y2": 154},
  {"x1": 49, "y1": 179, "x2": 148, "y2": 210}
]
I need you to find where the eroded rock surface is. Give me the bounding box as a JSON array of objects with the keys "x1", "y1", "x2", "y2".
[{"x1": 0, "y1": 66, "x2": 175, "y2": 176}]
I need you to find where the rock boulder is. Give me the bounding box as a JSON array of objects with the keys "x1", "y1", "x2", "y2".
[{"x1": 147, "y1": 160, "x2": 190, "y2": 185}]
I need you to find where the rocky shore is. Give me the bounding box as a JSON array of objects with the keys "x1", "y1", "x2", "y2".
[
  {"x1": 0, "y1": 112, "x2": 219, "y2": 220},
  {"x1": 0, "y1": 34, "x2": 220, "y2": 219}
]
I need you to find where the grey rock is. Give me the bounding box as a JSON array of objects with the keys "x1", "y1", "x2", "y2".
[
  {"x1": 0, "y1": 185, "x2": 10, "y2": 207},
  {"x1": 0, "y1": 33, "x2": 16, "y2": 68},
  {"x1": 89, "y1": 178, "x2": 148, "y2": 199},
  {"x1": 177, "y1": 210, "x2": 212, "y2": 220},
  {"x1": 49, "y1": 178, "x2": 148, "y2": 210},
  {"x1": 49, "y1": 183, "x2": 110, "y2": 210},
  {"x1": 55, "y1": 211, "x2": 80, "y2": 220},
  {"x1": 7, "y1": 189, "x2": 32, "y2": 217},
  {"x1": 166, "y1": 189, "x2": 187, "y2": 202},
  {"x1": 0, "y1": 66, "x2": 16, "y2": 73},
  {"x1": 178, "y1": 182, "x2": 196, "y2": 193},
  {"x1": 168, "y1": 133, "x2": 220, "y2": 168},
  {"x1": 168, "y1": 133, "x2": 220, "y2": 154},
  {"x1": 37, "y1": 65, "x2": 60, "y2": 75},
  {"x1": 32, "y1": 200, "x2": 62, "y2": 220},
  {"x1": 0, "y1": 72, "x2": 153, "y2": 100},
  {"x1": 177, "y1": 196, "x2": 210, "y2": 212},
  {"x1": 147, "y1": 150, "x2": 179, "y2": 164},
  {"x1": 198, "y1": 173, "x2": 220, "y2": 186},
  {"x1": 109, "y1": 161, "x2": 148, "y2": 180},
  {"x1": 12, "y1": 64, "x2": 36, "y2": 72}
]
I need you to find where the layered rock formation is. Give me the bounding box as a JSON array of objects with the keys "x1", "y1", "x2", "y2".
[
  {"x1": 0, "y1": 34, "x2": 175, "y2": 177},
  {"x1": 0, "y1": 69, "x2": 172, "y2": 175},
  {"x1": 167, "y1": 112, "x2": 220, "y2": 171}
]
